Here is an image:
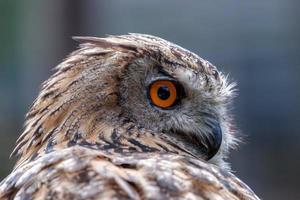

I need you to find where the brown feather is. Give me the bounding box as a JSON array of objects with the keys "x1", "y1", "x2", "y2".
[{"x1": 1, "y1": 147, "x2": 258, "y2": 200}]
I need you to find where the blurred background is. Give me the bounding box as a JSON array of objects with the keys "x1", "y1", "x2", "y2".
[{"x1": 0, "y1": 0, "x2": 299, "y2": 199}]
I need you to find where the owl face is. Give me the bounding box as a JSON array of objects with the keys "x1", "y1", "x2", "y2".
[{"x1": 119, "y1": 54, "x2": 227, "y2": 161}]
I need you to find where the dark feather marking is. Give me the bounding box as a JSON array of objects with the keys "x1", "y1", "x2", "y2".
[
  {"x1": 48, "y1": 101, "x2": 70, "y2": 117},
  {"x1": 45, "y1": 138, "x2": 56, "y2": 153},
  {"x1": 66, "y1": 79, "x2": 79, "y2": 89},
  {"x1": 67, "y1": 139, "x2": 77, "y2": 147},
  {"x1": 76, "y1": 171, "x2": 91, "y2": 183},
  {"x1": 15, "y1": 130, "x2": 29, "y2": 145},
  {"x1": 40, "y1": 90, "x2": 56, "y2": 100},
  {"x1": 165, "y1": 140, "x2": 195, "y2": 158},
  {"x1": 128, "y1": 138, "x2": 158, "y2": 152},
  {"x1": 118, "y1": 44, "x2": 138, "y2": 52},
  {"x1": 58, "y1": 64, "x2": 74, "y2": 73},
  {"x1": 29, "y1": 152, "x2": 39, "y2": 162},
  {"x1": 37, "y1": 106, "x2": 49, "y2": 116},
  {"x1": 25, "y1": 110, "x2": 39, "y2": 120},
  {"x1": 10, "y1": 139, "x2": 28, "y2": 157},
  {"x1": 41, "y1": 128, "x2": 56, "y2": 144},
  {"x1": 78, "y1": 140, "x2": 93, "y2": 147},
  {"x1": 128, "y1": 146, "x2": 138, "y2": 151},
  {"x1": 111, "y1": 129, "x2": 121, "y2": 144},
  {"x1": 30, "y1": 115, "x2": 44, "y2": 127},
  {"x1": 67, "y1": 132, "x2": 82, "y2": 147},
  {"x1": 155, "y1": 142, "x2": 172, "y2": 152},
  {"x1": 22, "y1": 126, "x2": 42, "y2": 148},
  {"x1": 101, "y1": 140, "x2": 118, "y2": 150}
]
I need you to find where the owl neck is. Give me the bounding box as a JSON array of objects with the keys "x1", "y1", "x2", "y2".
[{"x1": 14, "y1": 103, "x2": 196, "y2": 168}]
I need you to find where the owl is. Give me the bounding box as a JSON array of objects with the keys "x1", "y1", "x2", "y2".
[{"x1": 0, "y1": 34, "x2": 259, "y2": 200}]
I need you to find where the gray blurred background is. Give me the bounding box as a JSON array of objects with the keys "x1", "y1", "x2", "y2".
[{"x1": 0, "y1": 0, "x2": 299, "y2": 199}]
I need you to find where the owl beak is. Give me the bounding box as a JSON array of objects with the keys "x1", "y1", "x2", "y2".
[
  {"x1": 202, "y1": 119, "x2": 222, "y2": 160},
  {"x1": 168, "y1": 119, "x2": 222, "y2": 161}
]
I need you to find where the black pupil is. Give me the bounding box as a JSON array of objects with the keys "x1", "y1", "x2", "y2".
[{"x1": 157, "y1": 86, "x2": 170, "y2": 100}]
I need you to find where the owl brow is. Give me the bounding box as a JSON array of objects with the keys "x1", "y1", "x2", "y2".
[{"x1": 157, "y1": 67, "x2": 176, "y2": 80}]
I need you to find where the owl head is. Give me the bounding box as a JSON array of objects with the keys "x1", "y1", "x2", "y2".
[{"x1": 13, "y1": 34, "x2": 237, "y2": 169}]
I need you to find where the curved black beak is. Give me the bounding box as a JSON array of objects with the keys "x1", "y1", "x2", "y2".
[
  {"x1": 166, "y1": 118, "x2": 222, "y2": 161},
  {"x1": 202, "y1": 118, "x2": 222, "y2": 160}
]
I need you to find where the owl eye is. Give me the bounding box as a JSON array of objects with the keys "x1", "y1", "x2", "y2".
[{"x1": 149, "y1": 80, "x2": 179, "y2": 109}]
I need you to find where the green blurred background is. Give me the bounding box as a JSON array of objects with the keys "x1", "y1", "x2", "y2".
[{"x1": 0, "y1": 1, "x2": 299, "y2": 199}]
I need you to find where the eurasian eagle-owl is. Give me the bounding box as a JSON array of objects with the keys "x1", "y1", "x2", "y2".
[{"x1": 0, "y1": 34, "x2": 259, "y2": 200}]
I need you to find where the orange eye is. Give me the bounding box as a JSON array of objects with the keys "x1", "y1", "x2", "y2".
[{"x1": 149, "y1": 80, "x2": 178, "y2": 108}]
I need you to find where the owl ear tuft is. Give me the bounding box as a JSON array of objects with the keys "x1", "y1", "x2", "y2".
[{"x1": 72, "y1": 36, "x2": 140, "y2": 53}]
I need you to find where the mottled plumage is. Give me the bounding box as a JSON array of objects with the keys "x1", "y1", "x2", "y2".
[{"x1": 0, "y1": 34, "x2": 259, "y2": 199}]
